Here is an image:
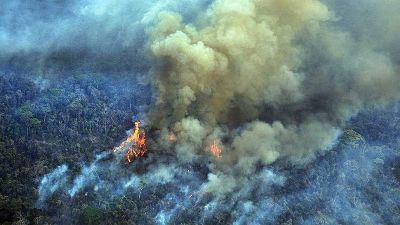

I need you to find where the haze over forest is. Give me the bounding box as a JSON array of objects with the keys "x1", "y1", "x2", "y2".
[{"x1": 0, "y1": 0, "x2": 400, "y2": 224}]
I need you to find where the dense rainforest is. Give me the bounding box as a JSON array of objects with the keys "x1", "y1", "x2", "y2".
[
  {"x1": 0, "y1": 73, "x2": 399, "y2": 224},
  {"x1": 0, "y1": 73, "x2": 153, "y2": 224},
  {"x1": 1, "y1": 0, "x2": 400, "y2": 224}
]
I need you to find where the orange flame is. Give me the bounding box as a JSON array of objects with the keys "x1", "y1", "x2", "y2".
[
  {"x1": 210, "y1": 140, "x2": 222, "y2": 158},
  {"x1": 169, "y1": 132, "x2": 177, "y2": 142},
  {"x1": 113, "y1": 121, "x2": 147, "y2": 163}
]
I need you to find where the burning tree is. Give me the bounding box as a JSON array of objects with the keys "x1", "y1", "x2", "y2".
[{"x1": 113, "y1": 121, "x2": 147, "y2": 163}]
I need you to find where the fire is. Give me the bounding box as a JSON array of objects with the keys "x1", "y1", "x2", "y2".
[
  {"x1": 210, "y1": 140, "x2": 222, "y2": 158},
  {"x1": 113, "y1": 121, "x2": 147, "y2": 163},
  {"x1": 169, "y1": 132, "x2": 177, "y2": 142}
]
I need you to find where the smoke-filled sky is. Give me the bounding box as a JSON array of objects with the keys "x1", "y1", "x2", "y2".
[
  {"x1": 2, "y1": 0, "x2": 400, "y2": 224},
  {"x1": 147, "y1": 0, "x2": 400, "y2": 196}
]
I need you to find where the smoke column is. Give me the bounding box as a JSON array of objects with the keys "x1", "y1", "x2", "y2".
[
  {"x1": 12, "y1": 0, "x2": 398, "y2": 224},
  {"x1": 148, "y1": 0, "x2": 400, "y2": 195}
]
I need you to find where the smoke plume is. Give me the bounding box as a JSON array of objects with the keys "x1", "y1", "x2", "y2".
[
  {"x1": 37, "y1": 164, "x2": 69, "y2": 204},
  {"x1": 148, "y1": 0, "x2": 400, "y2": 194},
  {"x1": 26, "y1": 0, "x2": 400, "y2": 224}
]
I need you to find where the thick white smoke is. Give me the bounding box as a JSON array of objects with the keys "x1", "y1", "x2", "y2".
[{"x1": 37, "y1": 164, "x2": 69, "y2": 204}]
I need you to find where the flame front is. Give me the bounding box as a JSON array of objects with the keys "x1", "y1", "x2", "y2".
[
  {"x1": 210, "y1": 140, "x2": 222, "y2": 158},
  {"x1": 113, "y1": 121, "x2": 147, "y2": 163}
]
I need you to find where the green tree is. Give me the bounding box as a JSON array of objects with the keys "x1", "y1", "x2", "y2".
[
  {"x1": 16, "y1": 105, "x2": 33, "y2": 122},
  {"x1": 30, "y1": 118, "x2": 42, "y2": 128}
]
